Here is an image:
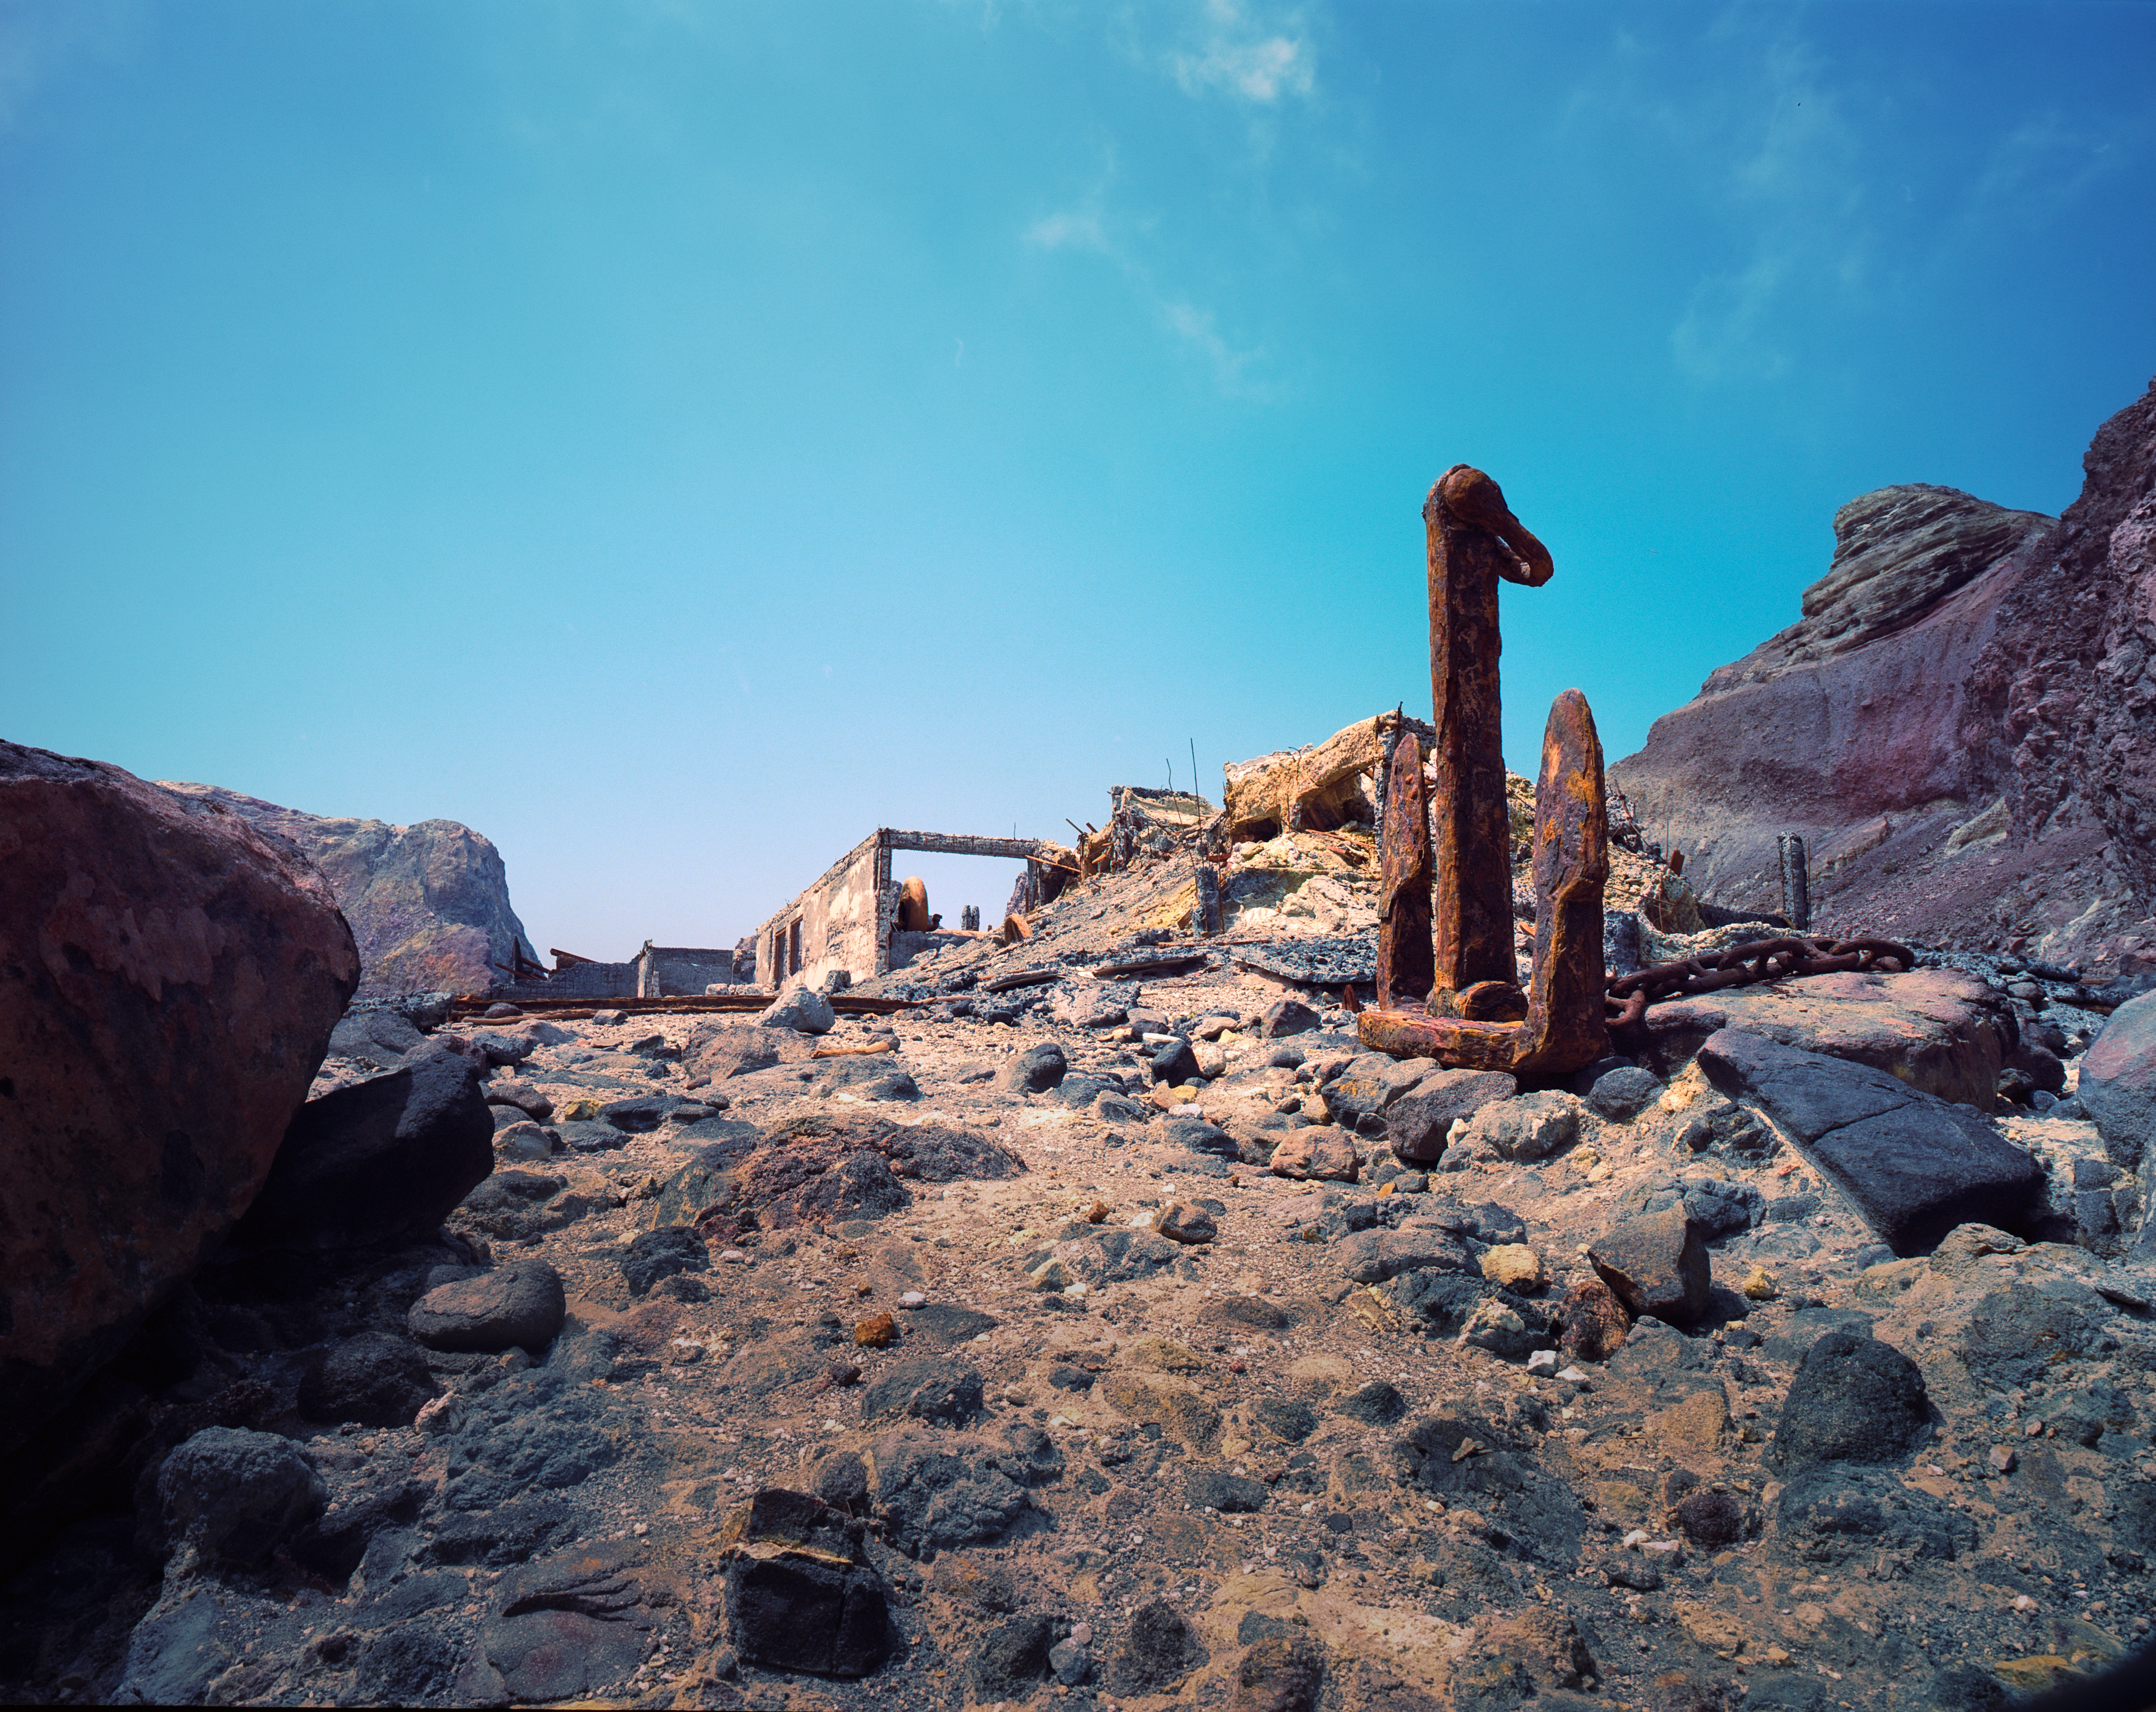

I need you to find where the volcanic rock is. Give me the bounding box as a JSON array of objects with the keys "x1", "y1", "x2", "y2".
[
  {"x1": 1696, "y1": 1027, "x2": 2046, "y2": 1252},
  {"x1": 156, "y1": 780, "x2": 536, "y2": 998},
  {"x1": 230, "y1": 1042, "x2": 496, "y2": 1252},
  {"x1": 407, "y1": 1261, "x2": 567, "y2": 1352},
  {"x1": 0, "y1": 741, "x2": 358, "y2": 1456},
  {"x1": 1587, "y1": 1207, "x2": 1710, "y2": 1323}
]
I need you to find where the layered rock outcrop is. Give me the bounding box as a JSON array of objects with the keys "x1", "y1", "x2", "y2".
[
  {"x1": 0, "y1": 743, "x2": 358, "y2": 1455},
  {"x1": 157, "y1": 783, "x2": 537, "y2": 996},
  {"x1": 1613, "y1": 378, "x2": 2156, "y2": 976}
]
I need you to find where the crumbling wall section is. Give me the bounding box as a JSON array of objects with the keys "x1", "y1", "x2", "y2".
[{"x1": 755, "y1": 833, "x2": 883, "y2": 994}]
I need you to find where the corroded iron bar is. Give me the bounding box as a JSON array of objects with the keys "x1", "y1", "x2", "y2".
[
  {"x1": 1376, "y1": 731, "x2": 1434, "y2": 1012},
  {"x1": 1512, "y1": 688, "x2": 1610, "y2": 1077},
  {"x1": 1425, "y1": 465, "x2": 1547, "y2": 997}
]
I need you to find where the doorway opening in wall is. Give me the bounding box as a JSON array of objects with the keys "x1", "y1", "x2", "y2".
[
  {"x1": 788, "y1": 918, "x2": 803, "y2": 977},
  {"x1": 885, "y1": 852, "x2": 1031, "y2": 971}
]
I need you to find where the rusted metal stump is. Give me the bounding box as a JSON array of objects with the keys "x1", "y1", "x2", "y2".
[{"x1": 1360, "y1": 467, "x2": 1610, "y2": 1078}]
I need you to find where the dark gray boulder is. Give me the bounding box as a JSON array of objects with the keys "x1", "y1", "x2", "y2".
[
  {"x1": 297, "y1": 1332, "x2": 437, "y2": 1427},
  {"x1": 231, "y1": 1043, "x2": 495, "y2": 1251},
  {"x1": 1107, "y1": 1599, "x2": 1210, "y2": 1694},
  {"x1": 1385, "y1": 1070, "x2": 1519, "y2": 1162},
  {"x1": 154, "y1": 1427, "x2": 326, "y2": 1566},
  {"x1": 1773, "y1": 1330, "x2": 1930, "y2": 1467},
  {"x1": 999, "y1": 1042, "x2": 1069, "y2": 1093},
  {"x1": 1697, "y1": 1028, "x2": 2044, "y2": 1253},
  {"x1": 407, "y1": 1261, "x2": 566, "y2": 1353}
]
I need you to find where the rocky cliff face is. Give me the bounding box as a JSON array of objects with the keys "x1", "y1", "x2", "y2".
[
  {"x1": 1612, "y1": 377, "x2": 2156, "y2": 977},
  {"x1": 158, "y1": 784, "x2": 537, "y2": 997}
]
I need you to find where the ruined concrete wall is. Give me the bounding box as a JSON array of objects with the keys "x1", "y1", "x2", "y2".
[{"x1": 755, "y1": 834, "x2": 883, "y2": 994}]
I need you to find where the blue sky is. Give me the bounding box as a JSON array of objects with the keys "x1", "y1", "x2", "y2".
[{"x1": 4, "y1": 1, "x2": 2151, "y2": 960}]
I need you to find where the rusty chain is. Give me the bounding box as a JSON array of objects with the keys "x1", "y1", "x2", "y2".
[{"x1": 1603, "y1": 934, "x2": 1915, "y2": 1029}]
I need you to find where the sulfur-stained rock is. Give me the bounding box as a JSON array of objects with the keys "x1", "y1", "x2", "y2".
[
  {"x1": 0, "y1": 742, "x2": 358, "y2": 1456},
  {"x1": 1587, "y1": 1206, "x2": 1711, "y2": 1323},
  {"x1": 1480, "y1": 1244, "x2": 1546, "y2": 1293}
]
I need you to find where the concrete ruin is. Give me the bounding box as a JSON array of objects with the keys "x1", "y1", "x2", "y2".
[{"x1": 753, "y1": 828, "x2": 1077, "y2": 993}]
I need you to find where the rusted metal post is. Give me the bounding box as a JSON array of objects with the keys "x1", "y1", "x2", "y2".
[
  {"x1": 1779, "y1": 834, "x2": 1811, "y2": 932},
  {"x1": 1376, "y1": 731, "x2": 1434, "y2": 1011},
  {"x1": 1512, "y1": 689, "x2": 1611, "y2": 1076},
  {"x1": 1425, "y1": 465, "x2": 1552, "y2": 1007}
]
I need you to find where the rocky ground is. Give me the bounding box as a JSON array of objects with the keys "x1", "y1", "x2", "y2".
[{"x1": 7, "y1": 835, "x2": 2156, "y2": 1712}]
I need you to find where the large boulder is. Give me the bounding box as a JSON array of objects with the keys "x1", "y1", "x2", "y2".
[
  {"x1": 1697, "y1": 1028, "x2": 2046, "y2": 1254},
  {"x1": 1633, "y1": 969, "x2": 2007, "y2": 1112},
  {"x1": 228, "y1": 1042, "x2": 495, "y2": 1251},
  {"x1": 153, "y1": 1427, "x2": 326, "y2": 1566},
  {"x1": 2083, "y1": 990, "x2": 2156, "y2": 1168},
  {"x1": 0, "y1": 743, "x2": 358, "y2": 1457},
  {"x1": 157, "y1": 781, "x2": 537, "y2": 999}
]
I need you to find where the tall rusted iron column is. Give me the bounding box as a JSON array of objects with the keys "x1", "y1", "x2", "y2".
[
  {"x1": 1376, "y1": 732, "x2": 1435, "y2": 1011},
  {"x1": 1423, "y1": 464, "x2": 1553, "y2": 1003}
]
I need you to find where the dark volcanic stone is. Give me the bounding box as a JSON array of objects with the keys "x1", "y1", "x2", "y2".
[
  {"x1": 1186, "y1": 1470, "x2": 1268, "y2": 1512},
  {"x1": 1588, "y1": 1206, "x2": 1710, "y2": 1322},
  {"x1": 425, "y1": 1496, "x2": 573, "y2": 1567},
  {"x1": 868, "y1": 1429, "x2": 1038, "y2": 1556},
  {"x1": 486, "y1": 1552, "x2": 654, "y2": 1702},
  {"x1": 1149, "y1": 1038, "x2": 1203, "y2": 1086},
  {"x1": 811, "y1": 1451, "x2": 869, "y2": 1511},
  {"x1": 999, "y1": 1042, "x2": 1069, "y2": 1093},
  {"x1": 297, "y1": 1332, "x2": 436, "y2": 1427},
  {"x1": 1108, "y1": 1598, "x2": 1210, "y2": 1694},
  {"x1": 155, "y1": 1427, "x2": 326, "y2": 1566},
  {"x1": 1776, "y1": 1328, "x2": 1932, "y2": 1457},
  {"x1": 1672, "y1": 1490, "x2": 1751, "y2": 1549},
  {"x1": 599, "y1": 1094, "x2": 682, "y2": 1132},
  {"x1": 619, "y1": 1228, "x2": 710, "y2": 1299},
  {"x1": 1253, "y1": 1396, "x2": 1319, "y2": 1443},
  {"x1": 1260, "y1": 999, "x2": 1321, "y2": 1038},
  {"x1": 1232, "y1": 1634, "x2": 1326, "y2": 1712},
  {"x1": 231, "y1": 1043, "x2": 493, "y2": 1252},
  {"x1": 1697, "y1": 1027, "x2": 2045, "y2": 1253},
  {"x1": 354, "y1": 1627, "x2": 462, "y2": 1705},
  {"x1": 1583, "y1": 1064, "x2": 1663, "y2": 1122},
  {"x1": 1385, "y1": 1070, "x2": 1519, "y2": 1162},
  {"x1": 1555, "y1": 1274, "x2": 1630, "y2": 1361},
  {"x1": 407, "y1": 1261, "x2": 566, "y2": 1352},
  {"x1": 861, "y1": 1358, "x2": 984, "y2": 1425},
  {"x1": 1337, "y1": 1380, "x2": 1407, "y2": 1424},
  {"x1": 972, "y1": 1614, "x2": 1055, "y2": 1700},
  {"x1": 723, "y1": 1552, "x2": 890, "y2": 1678}
]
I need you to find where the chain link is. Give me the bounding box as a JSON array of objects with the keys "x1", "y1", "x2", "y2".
[{"x1": 1604, "y1": 934, "x2": 1916, "y2": 1029}]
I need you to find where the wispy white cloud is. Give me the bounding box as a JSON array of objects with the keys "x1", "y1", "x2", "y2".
[
  {"x1": 1024, "y1": 188, "x2": 1267, "y2": 394},
  {"x1": 1167, "y1": 0, "x2": 1314, "y2": 104}
]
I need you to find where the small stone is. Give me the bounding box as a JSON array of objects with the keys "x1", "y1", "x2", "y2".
[
  {"x1": 407, "y1": 1261, "x2": 566, "y2": 1354},
  {"x1": 1741, "y1": 1266, "x2": 1778, "y2": 1301},
  {"x1": 1587, "y1": 1206, "x2": 1711, "y2": 1323},
  {"x1": 1525, "y1": 1350, "x2": 1559, "y2": 1376},
  {"x1": 1556, "y1": 1365, "x2": 1591, "y2": 1383},
  {"x1": 1554, "y1": 1274, "x2": 1629, "y2": 1361},
  {"x1": 1479, "y1": 1243, "x2": 1545, "y2": 1292},
  {"x1": 898, "y1": 1291, "x2": 927, "y2": 1308},
  {"x1": 1155, "y1": 1202, "x2": 1218, "y2": 1245},
  {"x1": 1084, "y1": 1200, "x2": 1111, "y2": 1224},
  {"x1": 1049, "y1": 1637, "x2": 1091, "y2": 1687},
  {"x1": 1988, "y1": 1445, "x2": 2017, "y2": 1474},
  {"x1": 854, "y1": 1313, "x2": 898, "y2": 1348},
  {"x1": 1027, "y1": 1258, "x2": 1075, "y2": 1292}
]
